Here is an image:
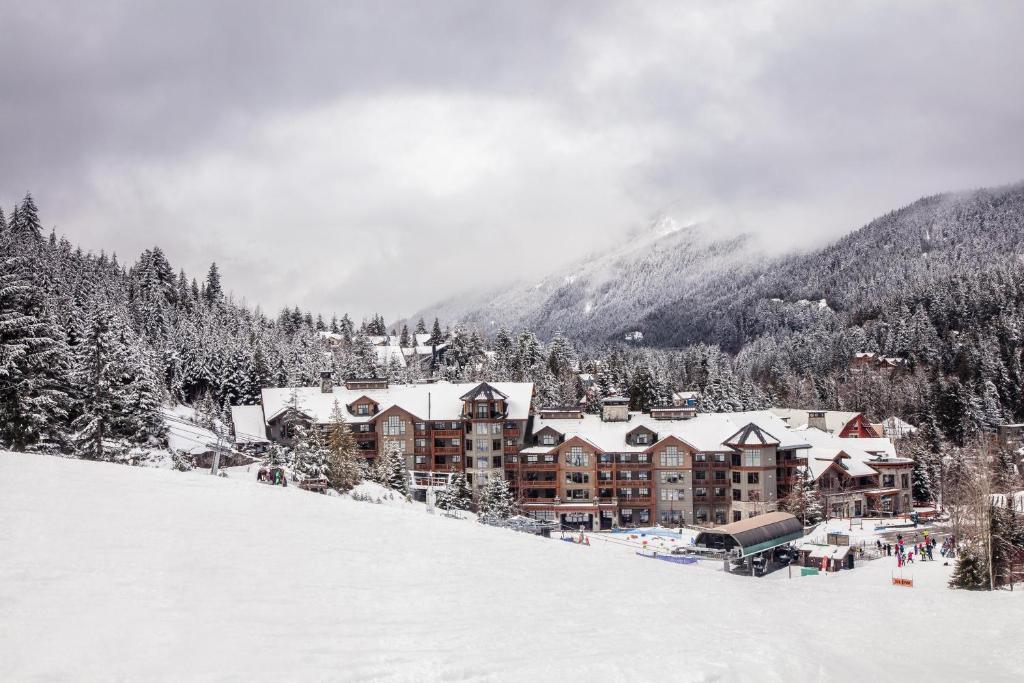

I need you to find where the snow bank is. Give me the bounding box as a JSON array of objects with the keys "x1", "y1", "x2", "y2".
[{"x1": 1, "y1": 452, "x2": 1021, "y2": 682}]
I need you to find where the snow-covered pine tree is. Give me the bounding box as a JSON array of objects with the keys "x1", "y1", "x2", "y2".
[
  {"x1": 478, "y1": 475, "x2": 516, "y2": 519},
  {"x1": 300, "y1": 425, "x2": 331, "y2": 481},
  {"x1": 374, "y1": 437, "x2": 410, "y2": 497},
  {"x1": 204, "y1": 262, "x2": 223, "y2": 306},
  {"x1": 0, "y1": 235, "x2": 70, "y2": 451},
  {"x1": 71, "y1": 303, "x2": 124, "y2": 460}
]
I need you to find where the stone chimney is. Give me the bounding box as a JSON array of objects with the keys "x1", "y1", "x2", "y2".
[
  {"x1": 807, "y1": 410, "x2": 827, "y2": 432},
  {"x1": 320, "y1": 370, "x2": 333, "y2": 394}
]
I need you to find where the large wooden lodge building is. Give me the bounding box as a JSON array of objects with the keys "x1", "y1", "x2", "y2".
[{"x1": 231, "y1": 378, "x2": 913, "y2": 530}]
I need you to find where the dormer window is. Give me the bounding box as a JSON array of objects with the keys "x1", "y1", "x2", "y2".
[
  {"x1": 635, "y1": 434, "x2": 649, "y2": 445},
  {"x1": 357, "y1": 404, "x2": 369, "y2": 416},
  {"x1": 541, "y1": 434, "x2": 555, "y2": 446},
  {"x1": 476, "y1": 402, "x2": 489, "y2": 418}
]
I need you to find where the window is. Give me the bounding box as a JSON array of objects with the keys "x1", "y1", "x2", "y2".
[
  {"x1": 491, "y1": 423, "x2": 502, "y2": 435},
  {"x1": 733, "y1": 511, "x2": 743, "y2": 522},
  {"x1": 732, "y1": 489, "x2": 741, "y2": 501},
  {"x1": 464, "y1": 456, "x2": 472, "y2": 468},
  {"x1": 476, "y1": 403, "x2": 488, "y2": 417},
  {"x1": 661, "y1": 489, "x2": 681, "y2": 501},
  {"x1": 530, "y1": 510, "x2": 555, "y2": 522},
  {"x1": 382, "y1": 415, "x2": 405, "y2": 436},
  {"x1": 476, "y1": 457, "x2": 489, "y2": 469},
  {"x1": 566, "y1": 472, "x2": 590, "y2": 484},
  {"x1": 638, "y1": 453, "x2": 649, "y2": 463},
  {"x1": 743, "y1": 449, "x2": 761, "y2": 467},
  {"x1": 732, "y1": 453, "x2": 741, "y2": 467},
  {"x1": 566, "y1": 447, "x2": 588, "y2": 467},
  {"x1": 506, "y1": 439, "x2": 516, "y2": 447},
  {"x1": 358, "y1": 424, "x2": 370, "y2": 432},
  {"x1": 414, "y1": 456, "x2": 427, "y2": 465},
  {"x1": 466, "y1": 439, "x2": 473, "y2": 451},
  {"x1": 695, "y1": 487, "x2": 707, "y2": 498},
  {"x1": 527, "y1": 454, "x2": 538, "y2": 463},
  {"x1": 415, "y1": 422, "x2": 426, "y2": 431},
  {"x1": 619, "y1": 470, "x2": 633, "y2": 480},
  {"x1": 356, "y1": 404, "x2": 369, "y2": 416},
  {"x1": 451, "y1": 438, "x2": 461, "y2": 446},
  {"x1": 476, "y1": 441, "x2": 488, "y2": 452},
  {"x1": 566, "y1": 489, "x2": 590, "y2": 500},
  {"x1": 695, "y1": 507, "x2": 709, "y2": 523},
  {"x1": 638, "y1": 487, "x2": 650, "y2": 497},
  {"x1": 747, "y1": 472, "x2": 760, "y2": 485},
  {"x1": 661, "y1": 471, "x2": 682, "y2": 484},
  {"x1": 695, "y1": 453, "x2": 707, "y2": 462},
  {"x1": 694, "y1": 471, "x2": 707, "y2": 481},
  {"x1": 714, "y1": 509, "x2": 726, "y2": 525},
  {"x1": 714, "y1": 470, "x2": 726, "y2": 481},
  {"x1": 714, "y1": 487, "x2": 726, "y2": 497},
  {"x1": 639, "y1": 509, "x2": 650, "y2": 523},
  {"x1": 901, "y1": 474, "x2": 909, "y2": 488},
  {"x1": 492, "y1": 440, "x2": 502, "y2": 451},
  {"x1": 475, "y1": 423, "x2": 488, "y2": 435},
  {"x1": 660, "y1": 446, "x2": 682, "y2": 467},
  {"x1": 714, "y1": 453, "x2": 726, "y2": 463},
  {"x1": 732, "y1": 472, "x2": 740, "y2": 484},
  {"x1": 415, "y1": 438, "x2": 427, "y2": 448},
  {"x1": 492, "y1": 456, "x2": 502, "y2": 468},
  {"x1": 541, "y1": 434, "x2": 555, "y2": 445},
  {"x1": 882, "y1": 474, "x2": 895, "y2": 487},
  {"x1": 638, "y1": 471, "x2": 649, "y2": 481}
]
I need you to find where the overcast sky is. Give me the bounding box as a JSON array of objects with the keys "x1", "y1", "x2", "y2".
[{"x1": 1, "y1": 1, "x2": 1022, "y2": 321}]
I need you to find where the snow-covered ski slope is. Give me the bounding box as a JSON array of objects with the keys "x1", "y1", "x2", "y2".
[{"x1": 1, "y1": 452, "x2": 1020, "y2": 682}]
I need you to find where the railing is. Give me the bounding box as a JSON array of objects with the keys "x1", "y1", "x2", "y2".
[{"x1": 433, "y1": 446, "x2": 462, "y2": 456}]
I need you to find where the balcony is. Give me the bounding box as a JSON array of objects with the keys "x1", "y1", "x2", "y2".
[
  {"x1": 617, "y1": 497, "x2": 653, "y2": 505},
  {"x1": 432, "y1": 428, "x2": 462, "y2": 438},
  {"x1": 521, "y1": 459, "x2": 558, "y2": 469}
]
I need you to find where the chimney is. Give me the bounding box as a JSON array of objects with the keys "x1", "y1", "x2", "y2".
[
  {"x1": 600, "y1": 396, "x2": 629, "y2": 422},
  {"x1": 807, "y1": 410, "x2": 827, "y2": 432},
  {"x1": 320, "y1": 370, "x2": 333, "y2": 394}
]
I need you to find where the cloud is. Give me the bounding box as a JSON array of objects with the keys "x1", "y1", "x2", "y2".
[{"x1": 1, "y1": 1, "x2": 1022, "y2": 320}]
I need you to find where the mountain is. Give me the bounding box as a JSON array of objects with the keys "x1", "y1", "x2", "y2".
[
  {"x1": 413, "y1": 182, "x2": 1024, "y2": 350},
  {"x1": 408, "y1": 217, "x2": 763, "y2": 341}
]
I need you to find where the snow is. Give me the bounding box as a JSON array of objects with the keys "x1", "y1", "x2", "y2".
[
  {"x1": 230, "y1": 404, "x2": 269, "y2": 444},
  {"x1": 2, "y1": 452, "x2": 1022, "y2": 682},
  {"x1": 162, "y1": 407, "x2": 220, "y2": 456}
]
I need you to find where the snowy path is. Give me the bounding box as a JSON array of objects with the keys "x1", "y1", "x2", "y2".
[{"x1": 1, "y1": 452, "x2": 1021, "y2": 682}]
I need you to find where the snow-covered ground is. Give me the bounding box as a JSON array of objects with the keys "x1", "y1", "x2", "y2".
[{"x1": 1, "y1": 452, "x2": 1021, "y2": 682}]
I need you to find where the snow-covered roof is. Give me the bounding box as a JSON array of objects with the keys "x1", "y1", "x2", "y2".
[
  {"x1": 882, "y1": 416, "x2": 917, "y2": 438},
  {"x1": 375, "y1": 344, "x2": 407, "y2": 368},
  {"x1": 770, "y1": 408, "x2": 863, "y2": 434},
  {"x1": 528, "y1": 411, "x2": 809, "y2": 454},
  {"x1": 260, "y1": 382, "x2": 534, "y2": 426},
  {"x1": 230, "y1": 405, "x2": 269, "y2": 444},
  {"x1": 162, "y1": 408, "x2": 220, "y2": 456},
  {"x1": 796, "y1": 427, "x2": 906, "y2": 481}
]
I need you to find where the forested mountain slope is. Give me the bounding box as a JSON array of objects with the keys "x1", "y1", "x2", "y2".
[
  {"x1": 408, "y1": 218, "x2": 761, "y2": 340},
  {"x1": 642, "y1": 182, "x2": 1024, "y2": 349}
]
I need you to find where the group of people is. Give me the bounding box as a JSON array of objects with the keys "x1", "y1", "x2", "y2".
[
  {"x1": 876, "y1": 530, "x2": 950, "y2": 567},
  {"x1": 256, "y1": 467, "x2": 288, "y2": 486}
]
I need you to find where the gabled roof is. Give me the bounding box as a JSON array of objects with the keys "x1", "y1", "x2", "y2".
[
  {"x1": 459, "y1": 382, "x2": 509, "y2": 402},
  {"x1": 725, "y1": 423, "x2": 780, "y2": 447}
]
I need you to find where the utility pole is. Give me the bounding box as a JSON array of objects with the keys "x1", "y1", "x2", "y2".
[{"x1": 211, "y1": 426, "x2": 227, "y2": 477}]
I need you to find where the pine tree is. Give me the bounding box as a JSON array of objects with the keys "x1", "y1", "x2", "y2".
[
  {"x1": 10, "y1": 193, "x2": 42, "y2": 240},
  {"x1": 478, "y1": 475, "x2": 516, "y2": 519},
  {"x1": 428, "y1": 318, "x2": 443, "y2": 346},
  {"x1": 374, "y1": 437, "x2": 410, "y2": 497},
  {"x1": 326, "y1": 400, "x2": 363, "y2": 491},
  {"x1": 399, "y1": 324, "x2": 410, "y2": 348},
  {"x1": 415, "y1": 318, "x2": 427, "y2": 335},
  {"x1": 300, "y1": 426, "x2": 331, "y2": 480},
  {"x1": 949, "y1": 541, "x2": 988, "y2": 590},
  {"x1": 71, "y1": 304, "x2": 124, "y2": 459},
  {"x1": 204, "y1": 263, "x2": 223, "y2": 306},
  {"x1": 0, "y1": 237, "x2": 71, "y2": 451}
]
